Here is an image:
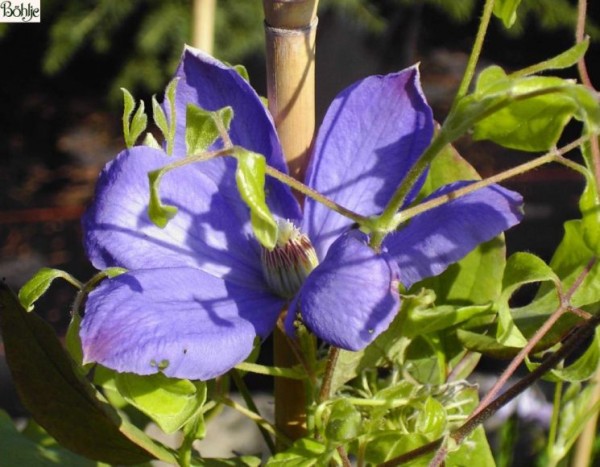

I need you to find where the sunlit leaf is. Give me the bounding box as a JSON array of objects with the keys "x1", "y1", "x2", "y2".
[
  {"x1": 233, "y1": 148, "x2": 278, "y2": 249},
  {"x1": 493, "y1": 0, "x2": 523, "y2": 28},
  {"x1": 186, "y1": 105, "x2": 233, "y2": 156},
  {"x1": 18, "y1": 268, "x2": 82, "y2": 312},
  {"x1": 266, "y1": 438, "x2": 332, "y2": 466},
  {"x1": 115, "y1": 373, "x2": 206, "y2": 434},
  {"x1": 147, "y1": 168, "x2": 179, "y2": 228}
]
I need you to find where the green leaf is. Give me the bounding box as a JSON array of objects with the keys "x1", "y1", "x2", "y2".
[
  {"x1": 415, "y1": 397, "x2": 446, "y2": 439},
  {"x1": 0, "y1": 410, "x2": 95, "y2": 466},
  {"x1": 193, "y1": 457, "x2": 261, "y2": 466},
  {"x1": 121, "y1": 87, "x2": 136, "y2": 148},
  {"x1": 148, "y1": 169, "x2": 179, "y2": 228},
  {"x1": 493, "y1": 0, "x2": 523, "y2": 28},
  {"x1": 65, "y1": 311, "x2": 84, "y2": 365},
  {"x1": 446, "y1": 387, "x2": 496, "y2": 466},
  {"x1": 152, "y1": 94, "x2": 169, "y2": 141},
  {"x1": 527, "y1": 327, "x2": 600, "y2": 382},
  {"x1": 579, "y1": 139, "x2": 600, "y2": 252},
  {"x1": 547, "y1": 220, "x2": 600, "y2": 308},
  {"x1": 115, "y1": 373, "x2": 206, "y2": 434},
  {"x1": 511, "y1": 39, "x2": 589, "y2": 78},
  {"x1": 0, "y1": 282, "x2": 171, "y2": 464},
  {"x1": 473, "y1": 71, "x2": 577, "y2": 151},
  {"x1": 266, "y1": 438, "x2": 332, "y2": 466},
  {"x1": 550, "y1": 382, "x2": 600, "y2": 464},
  {"x1": 444, "y1": 67, "x2": 600, "y2": 151},
  {"x1": 233, "y1": 148, "x2": 278, "y2": 249},
  {"x1": 121, "y1": 88, "x2": 147, "y2": 148},
  {"x1": 163, "y1": 78, "x2": 180, "y2": 156},
  {"x1": 233, "y1": 64, "x2": 250, "y2": 82},
  {"x1": 324, "y1": 399, "x2": 362, "y2": 442},
  {"x1": 186, "y1": 105, "x2": 233, "y2": 156},
  {"x1": 418, "y1": 141, "x2": 506, "y2": 304},
  {"x1": 18, "y1": 267, "x2": 82, "y2": 312},
  {"x1": 401, "y1": 301, "x2": 491, "y2": 338},
  {"x1": 130, "y1": 100, "x2": 148, "y2": 147},
  {"x1": 364, "y1": 432, "x2": 432, "y2": 465},
  {"x1": 496, "y1": 253, "x2": 559, "y2": 347}
]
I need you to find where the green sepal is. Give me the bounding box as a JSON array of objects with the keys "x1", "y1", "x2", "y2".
[
  {"x1": 148, "y1": 169, "x2": 179, "y2": 228},
  {"x1": 115, "y1": 372, "x2": 207, "y2": 434},
  {"x1": 18, "y1": 267, "x2": 82, "y2": 312},
  {"x1": 0, "y1": 282, "x2": 171, "y2": 465},
  {"x1": 186, "y1": 104, "x2": 233, "y2": 156},
  {"x1": 233, "y1": 148, "x2": 278, "y2": 249},
  {"x1": 493, "y1": 0, "x2": 522, "y2": 28}
]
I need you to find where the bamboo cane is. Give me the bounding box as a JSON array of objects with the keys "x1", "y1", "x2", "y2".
[
  {"x1": 191, "y1": 0, "x2": 216, "y2": 54},
  {"x1": 263, "y1": 0, "x2": 319, "y2": 446}
]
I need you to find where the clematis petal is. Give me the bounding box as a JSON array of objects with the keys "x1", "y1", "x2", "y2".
[
  {"x1": 385, "y1": 181, "x2": 524, "y2": 288},
  {"x1": 84, "y1": 146, "x2": 269, "y2": 289},
  {"x1": 172, "y1": 46, "x2": 301, "y2": 221},
  {"x1": 303, "y1": 66, "x2": 433, "y2": 259},
  {"x1": 286, "y1": 232, "x2": 401, "y2": 351},
  {"x1": 81, "y1": 267, "x2": 284, "y2": 381}
]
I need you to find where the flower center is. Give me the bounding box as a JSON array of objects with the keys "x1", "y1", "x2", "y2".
[{"x1": 260, "y1": 219, "x2": 319, "y2": 298}]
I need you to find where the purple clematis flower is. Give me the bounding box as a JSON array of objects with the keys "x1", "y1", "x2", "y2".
[{"x1": 80, "y1": 46, "x2": 523, "y2": 381}]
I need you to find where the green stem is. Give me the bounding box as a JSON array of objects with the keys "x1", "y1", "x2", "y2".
[
  {"x1": 235, "y1": 361, "x2": 305, "y2": 380},
  {"x1": 389, "y1": 136, "x2": 590, "y2": 232},
  {"x1": 318, "y1": 347, "x2": 340, "y2": 403},
  {"x1": 231, "y1": 370, "x2": 277, "y2": 454},
  {"x1": 264, "y1": 165, "x2": 370, "y2": 226},
  {"x1": 454, "y1": 0, "x2": 496, "y2": 101},
  {"x1": 546, "y1": 379, "x2": 563, "y2": 467}
]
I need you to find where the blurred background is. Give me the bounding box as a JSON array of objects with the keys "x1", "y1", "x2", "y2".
[{"x1": 1, "y1": 0, "x2": 600, "y2": 463}]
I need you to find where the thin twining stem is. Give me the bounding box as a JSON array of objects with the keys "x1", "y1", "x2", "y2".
[
  {"x1": 389, "y1": 135, "x2": 592, "y2": 231},
  {"x1": 170, "y1": 145, "x2": 371, "y2": 227},
  {"x1": 263, "y1": 165, "x2": 369, "y2": 226},
  {"x1": 454, "y1": 0, "x2": 495, "y2": 101},
  {"x1": 473, "y1": 256, "x2": 597, "y2": 418},
  {"x1": 576, "y1": 0, "x2": 594, "y2": 91}
]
